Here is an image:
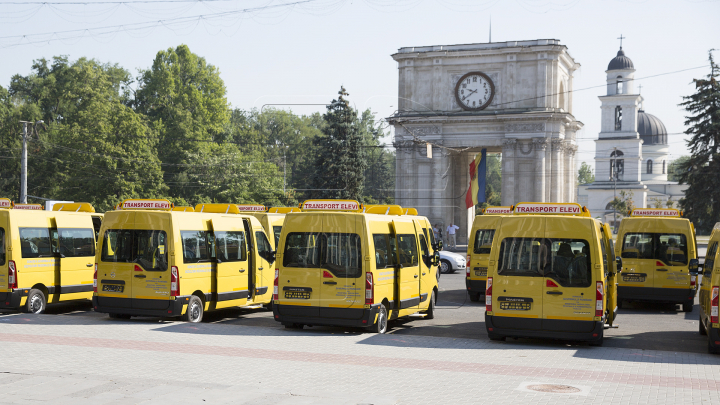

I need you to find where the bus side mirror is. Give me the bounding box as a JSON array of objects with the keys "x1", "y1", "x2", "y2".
[
  {"x1": 615, "y1": 256, "x2": 623, "y2": 274},
  {"x1": 435, "y1": 241, "x2": 443, "y2": 251},
  {"x1": 431, "y1": 252, "x2": 440, "y2": 267},
  {"x1": 689, "y1": 258, "x2": 700, "y2": 275}
]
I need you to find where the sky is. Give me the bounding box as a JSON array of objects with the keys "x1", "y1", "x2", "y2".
[{"x1": 0, "y1": 0, "x2": 718, "y2": 175}]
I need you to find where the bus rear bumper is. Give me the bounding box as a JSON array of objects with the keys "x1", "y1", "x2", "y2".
[
  {"x1": 485, "y1": 314, "x2": 604, "y2": 343},
  {"x1": 92, "y1": 296, "x2": 186, "y2": 317},
  {"x1": 466, "y1": 279, "x2": 486, "y2": 294},
  {"x1": 618, "y1": 286, "x2": 695, "y2": 304},
  {"x1": 273, "y1": 303, "x2": 380, "y2": 328},
  {"x1": 0, "y1": 290, "x2": 25, "y2": 309}
]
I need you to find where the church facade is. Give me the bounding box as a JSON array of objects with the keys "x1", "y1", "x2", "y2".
[
  {"x1": 577, "y1": 47, "x2": 687, "y2": 225},
  {"x1": 388, "y1": 39, "x2": 583, "y2": 244}
]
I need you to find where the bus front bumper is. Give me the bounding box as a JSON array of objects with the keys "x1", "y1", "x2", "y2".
[
  {"x1": 273, "y1": 303, "x2": 380, "y2": 328},
  {"x1": 93, "y1": 296, "x2": 187, "y2": 317},
  {"x1": 485, "y1": 313, "x2": 604, "y2": 343}
]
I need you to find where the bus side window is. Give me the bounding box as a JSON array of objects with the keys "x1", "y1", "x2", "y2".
[{"x1": 705, "y1": 242, "x2": 717, "y2": 277}]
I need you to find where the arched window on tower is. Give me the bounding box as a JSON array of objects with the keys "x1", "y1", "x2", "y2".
[
  {"x1": 615, "y1": 106, "x2": 623, "y2": 131},
  {"x1": 663, "y1": 160, "x2": 666, "y2": 174},
  {"x1": 610, "y1": 150, "x2": 624, "y2": 181},
  {"x1": 616, "y1": 76, "x2": 623, "y2": 94},
  {"x1": 647, "y1": 160, "x2": 653, "y2": 174}
]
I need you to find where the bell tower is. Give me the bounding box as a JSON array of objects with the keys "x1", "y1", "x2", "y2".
[{"x1": 594, "y1": 44, "x2": 643, "y2": 185}]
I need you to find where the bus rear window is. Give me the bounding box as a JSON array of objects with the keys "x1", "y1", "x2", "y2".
[
  {"x1": 101, "y1": 230, "x2": 168, "y2": 271},
  {"x1": 473, "y1": 229, "x2": 495, "y2": 254},
  {"x1": 283, "y1": 232, "x2": 362, "y2": 278},
  {"x1": 622, "y1": 233, "x2": 688, "y2": 265},
  {"x1": 498, "y1": 237, "x2": 592, "y2": 287}
]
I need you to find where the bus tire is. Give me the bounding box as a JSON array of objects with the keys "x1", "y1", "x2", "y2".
[
  {"x1": 24, "y1": 289, "x2": 46, "y2": 314},
  {"x1": 370, "y1": 305, "x2": 388, "y2": 334},
  {"x1": 700, "y1": 315, "x2": 707, "y2": 336},
  {"x1": 423, "y1": 291, "x2": 436, "y2": 320},
  {"x1": 682, "y1": 299, "x2": 693, "y2": 313},
  {"x1": 109, "y1": 313, "x2": 131, "y2": 320},
  {"x1": 183, "y1": 295, "x2": 204, "y2": 323},
  {"x1": 469, "y1": 292, "x2": 481, "y2": 302}
]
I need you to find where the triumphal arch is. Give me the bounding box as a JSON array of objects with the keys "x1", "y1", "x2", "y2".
[{"x1": 388, "y1": 39, "x2": 583, "y2": 244}]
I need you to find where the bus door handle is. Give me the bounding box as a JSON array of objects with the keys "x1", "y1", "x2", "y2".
[
  {"x1": 259, "y1": 267, "x2": 264, "y2": 270},
  {"x1": 86, "y1": 264, "x2": 93, "y2": 267},
  {"x1": 134, "y1": 274, "x2": 146, "y2": 279},
  {"x1": 422, "y1": 272, "x2": 426, "y2": 276},
  {"x1": 239, "y1": 269, "x2": 246, "y2": 273},
  {"x1": 414, "y1": 274, "x2": 419, "y2": 278},
  {"x1": 656, "y1": 269, "x2": 668, "y2": 272},
  {"x1": 323, "y1": 281, "x2": 337, "y2": 285},
  {"x1": 546, "y1": 291, "x2": 562, "y2": 295}
]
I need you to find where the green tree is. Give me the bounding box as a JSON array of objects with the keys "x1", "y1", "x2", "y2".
[
  {"x1": 311, "y1": 87, "x2": 367, "y2": 201},
  {"x1": 678, "y1": 51, "x2": 720, "y2": 233},
  {"x1": 667, "y1": 155, "x2": 690, "y2": 182},
  {"x1": 610, "y1": 190, "x2": 635, "y2": 215},
  {"x1": 359, "y1": 109, "x2": 394, "y2": 204},
  {"x1": 134, "y1": 45, "x2": 234, "y2": 204},
  {"x1": 6, "y1": 57, "x2": 166, "y2": 210},
  {"x1": 577, "y1": 162, "x2": 595, "y2": 185}
]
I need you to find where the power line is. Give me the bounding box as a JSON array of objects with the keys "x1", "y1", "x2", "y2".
[{"x1": 0, "y1": 0, "x2": 328, "y2": 48}]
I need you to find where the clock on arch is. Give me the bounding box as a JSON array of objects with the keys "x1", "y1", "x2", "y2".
[{"x1": 454, "y1": 72, "x2": 495, "y2": 111}]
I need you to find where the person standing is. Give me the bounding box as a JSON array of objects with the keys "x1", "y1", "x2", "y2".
[
  {"x1": 432, "y1": 224, "x2": 440, "y2": 242},
  {"x1": 446, "y1": 223, "x2": 459, "y2": 249}
]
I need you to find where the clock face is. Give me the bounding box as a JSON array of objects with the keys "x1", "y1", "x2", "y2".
[{"x1": 455, "y1": 72, "x2": 495, "y2": 111}]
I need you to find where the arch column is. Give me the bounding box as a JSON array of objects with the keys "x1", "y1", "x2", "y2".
[
  {"x1": 551, "y1": 139, "x2": 565, "y2": 201},
  {"x1": 501, "y1": 139, "x2": 517, "y2": 205},
  {"x1": 564, "y1": 142, "x2": 577, "y2": 203},
  {"x1": 533, "y1": 138, "x2": 549, "y2": 202}
]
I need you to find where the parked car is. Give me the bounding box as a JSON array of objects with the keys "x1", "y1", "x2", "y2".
[{"x1": 439, "y1": 251, "x2": 466, "y2": 274}]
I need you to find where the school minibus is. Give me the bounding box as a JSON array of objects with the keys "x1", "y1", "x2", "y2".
[
  {"x1": 466, "y1": 206, "x2": 512, "y2": 302},
  {"x1": 697, "y1": 222, "x2": 720, "y2": 353},
  {"x1": 247, "y1": 206, "x2": 301, "y2": 250},
  {"x1": 0, "y1": 200, "x2": 103, "y2": 314},
  {"x1": 273, "y1": 200, "x2": 440, "y2": 333},
  {"x1": 484, "y1": 202, "x2": 620, "y2": 345},
  {"x1": 615, "y1": 208, "x2": 698, "y2": 312},
  {"x1": 92, "y1": 200, "x2": 276, "y2": 322}
]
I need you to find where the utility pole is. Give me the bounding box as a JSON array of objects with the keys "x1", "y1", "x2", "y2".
[
  {"x1": 18, "y1": 120, "x2": 44, "y2": 204},
  {"x1": 611, "y1": 146, "x2": 618, "y2": 233}
]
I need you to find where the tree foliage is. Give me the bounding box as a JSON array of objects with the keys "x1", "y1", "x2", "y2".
[
  {"x1": 0, "y1": 47, "x2": 395, "y2": 211},
  {"x1": 610, "y1": 190, "x2": 635, "y2": 215},
  {"x1": 667, "y1": 155, "x2": 690, "y2": 182},
  {"x1": 678, "y1": 51, "x2": 720, "y2": 233},
  {"x1": 311, "y1": 87, "x2": 367, "y2": 201},
  {"x1": 577, "y1": 161, "x2": 595, "y2": 185}
]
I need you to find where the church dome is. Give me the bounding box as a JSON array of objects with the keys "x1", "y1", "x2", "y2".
[
  {"x1": 608, "y1": 48, "x2": 634, "y2": 71},
  {"x1": 638, "y1": 110, "x2": 667, "y2": 145}
]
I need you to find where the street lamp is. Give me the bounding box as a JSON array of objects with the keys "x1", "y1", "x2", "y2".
[{"x1": 18, "y1": 120, "x2": 44, "y2": 204}]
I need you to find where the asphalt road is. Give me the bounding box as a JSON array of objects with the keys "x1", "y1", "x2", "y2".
[{"x1": 1, "y1": 267, "x2": 708, "y2": 355}]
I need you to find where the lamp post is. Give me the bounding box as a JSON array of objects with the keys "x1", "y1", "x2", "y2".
[{"x1": 610, "y1": 147, "x2": 618, "y2": 233}]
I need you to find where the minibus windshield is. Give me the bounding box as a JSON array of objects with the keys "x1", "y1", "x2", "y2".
[{"x1": 101, "y1": 229, "x2": 168, "y2": 271}]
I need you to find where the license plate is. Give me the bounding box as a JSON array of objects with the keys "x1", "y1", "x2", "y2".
[
  {"x1": 284, "y1": 291, "x2": 310, "y2": 299},
  {"x1": 102, "y1": 284, "x2": 124, "y2": 293},
  {"x1": 623, "y1": 274, "x2": 646, "y2": 283},
  {"x1": 499, "y1": 301, "x2": 531, "y2": 311},
  {"x1": 475, "y1": 268, "x2": 487, "y2": 277}
]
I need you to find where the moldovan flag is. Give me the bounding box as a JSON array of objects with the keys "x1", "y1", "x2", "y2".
[{"x1": 465, "y1": 149, "x2": 487, "y2": 209}]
